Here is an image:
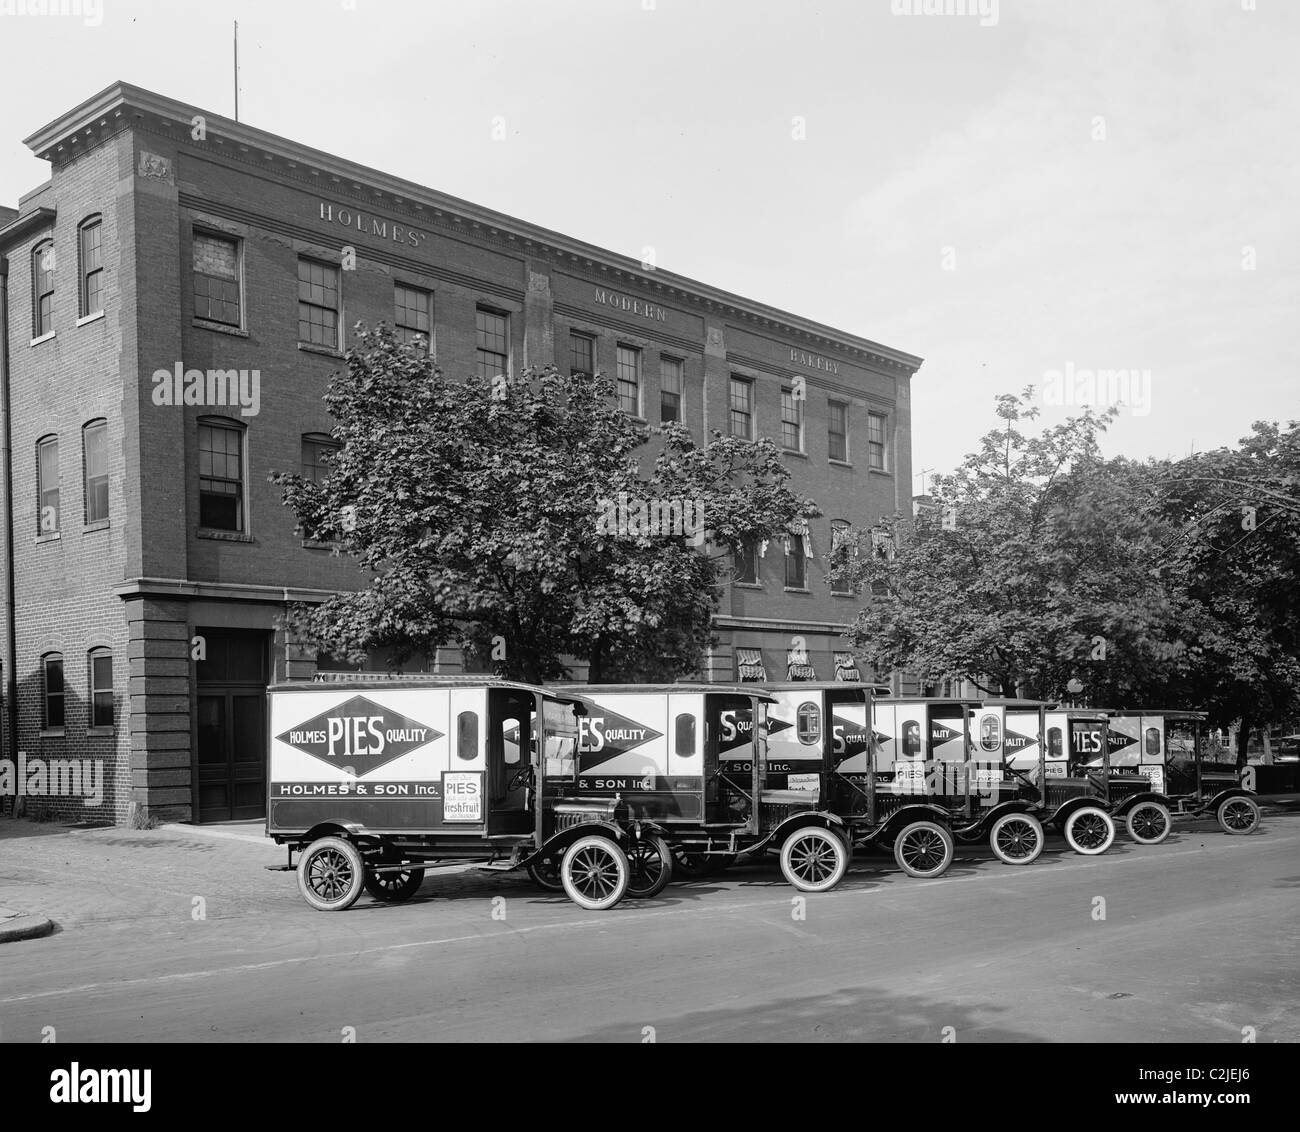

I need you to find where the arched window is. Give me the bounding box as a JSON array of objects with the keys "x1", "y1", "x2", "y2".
[
  {"x1": 37, "y1": 435, "x2": 59, "y2": 534},
  {"x1": 88, "y1": 648, "x2": 114, "y2": 727},
  {"x1": 198, "y1": 417, "x2": 246, "y2": 531},
  {"x1": 83, "y1": 419, "x2": 109, "y2": 523},
  {"x1": 78, "y1": 215, "x2": 103, "y2": 317},
  {"x1": 42, "y1": 653, "x2": 65, "y2": 730},
  {"x1": 33, "y1": 239, "x2": 55, "y2": 337}
]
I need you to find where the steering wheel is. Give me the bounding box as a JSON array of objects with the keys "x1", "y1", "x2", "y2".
[{"x1": 508, "y1": 764, "x2": 534, "y2": 792}]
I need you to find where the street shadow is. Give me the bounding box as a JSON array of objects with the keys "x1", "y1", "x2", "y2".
[{"x1": 564, "y1": 982, "x2": 1043, "y2": 1042}]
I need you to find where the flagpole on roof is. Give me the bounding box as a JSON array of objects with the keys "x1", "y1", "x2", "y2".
[{"x1": 233, "y1": 21, "x2": 240, "y2": 122}]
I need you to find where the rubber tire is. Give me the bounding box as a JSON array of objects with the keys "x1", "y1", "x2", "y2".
[
  {"x1": 989, "y1": 812, "x2": 1045, "y2": 865},
  {"x1": 626, "y1": 834, "x2": 674, "y2": 899},
  {"x1": 779, "y1": 826, "x2": 849, "y2": 893},
  {"x1": 561, "y1": 835, "x2": 631, "y2": 911},
  {"x1": 297, "y1": 836, "x2": 366, "y2": 912},
  {"x1": 1064, "y1": 806, "x2": 1116, "y2": 855},
  {"x1": 1216, "y1": 795, "x2": 1260, "y2": 835},
  {"x1": 893, "y1": 820, "x2": 955, "y2": 879},
  {"x1": 1125, "y1": 801, "x2": 1172, "y2": 845},
  {"x1": 526, "y1": 856, "x2": 564, "y2": 892},
  {"x1": 363, "y1": 866, "x2": 425, "y2": 902}
]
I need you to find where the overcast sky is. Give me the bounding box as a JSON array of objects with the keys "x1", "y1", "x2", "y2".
[{"x1": 2, "y1": 0, "x2": 1296, "y2": 485}]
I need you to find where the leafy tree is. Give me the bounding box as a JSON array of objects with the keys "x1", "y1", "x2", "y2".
[
  {"x1": 830, "y1": 390, "x2": 1191, "y2": 702},
  {"x1": 1157, "y1": 420, "x2": 1300, "y2": 763},
  {"x1": 272, "y1": 325, "x2": 816, "y2": 683}
]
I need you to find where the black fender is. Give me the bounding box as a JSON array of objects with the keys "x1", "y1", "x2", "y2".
[
  {"x1": 298, "y1": 820, "x2": 371, "y2": 846},
  {"x1": 1205, "y1": 786, "x2": 1255, "y2": 808},
  {"x1": 1046, "y1": 796, "x2": 1111, "y2": 826},
  {"x1": 529, "y1": 820, "x2": 630, "y2": 868},
  {"x1": 1110, "y1": 791, "x2": 1172, "y2": 817},
  {"x1": 869, "y1": 803, "x2": 952, "y2": 843},
  {"x1": 951, "y1": 799, "x2": 1037, "y2": 839}
]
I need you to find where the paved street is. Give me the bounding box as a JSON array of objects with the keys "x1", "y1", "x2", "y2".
[{"x1": 1, "y1": 814, "x2": 1297, "y2": 1043}]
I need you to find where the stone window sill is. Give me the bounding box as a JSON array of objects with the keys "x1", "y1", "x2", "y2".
[
  {"x1": 301, "y1": 538, "x2": 342, "y2": 551},
  {"x1": 84, "y1": 520, "x2": 110, "y2": 534},
  {"x1": 87, "y1": 727, "x2": 115, "y2": 738},
  {"x1": 39, "y1": 729, "x2": 65, "y2": 739},
  {"x1": 198, "y1": 528, "x2": 254, "y2": 543},
  {"x1": 828, "y1": 458, "x2": 853, "y2": 469},
  {"x1": 783, "y1": 587, "x2": 811, "y2": 594},
  {"x1": 30, "y1": 331, "x2": 55, "y2": 347},
  {"x1": 36, "y1": 532, "x2": 62, "y2": 544},
  {"x1": 77, "y1": 310, "x2": 106, "y2": 327},
  {"x1": 298, "y1": 342, "x2": 344, "y2": 359},
  {"x1": 733, "y1": 582, "x2": 762, "y2": 590},
  {"x1": 194, "y1": 318, "x2": 249, "y2": 338},
  {"x1": 782, "y1": 448, "x2": 807, "y2": 460}
]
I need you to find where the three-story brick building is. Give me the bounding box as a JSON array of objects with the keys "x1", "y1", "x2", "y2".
[{"x1": 0, "y1": 82, "x2": 922, "y2": 824}]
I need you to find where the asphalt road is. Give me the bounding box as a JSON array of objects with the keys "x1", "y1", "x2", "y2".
[{"x1": 1, "y1": 816, "x2": 1297, "y2": 1043}]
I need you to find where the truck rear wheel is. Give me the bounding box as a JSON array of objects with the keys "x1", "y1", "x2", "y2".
[
  {"x1": 561, "y1": 835, "x2": 630, "y2": 911},
  {"x1": 363, "y1": 866, "x2": 425, "y2": 902},
  {"x1": 627, "y1": 834, "x2": 673, "y2": 898},
  {"x1": 526, "y1": 855, "x2": 564, "y2": 892},
  {"x1": 297, "y1": 836, "x2": 365, "y2": 911}
]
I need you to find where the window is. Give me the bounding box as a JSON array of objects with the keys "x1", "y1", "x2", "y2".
[
  {"x1": 193, "y1": 232, "x2": 241, "y2": 326},
  {"x1": 828, "y1": 400, "x2": 849, "y2": 462},
  {"x1": 298, "y1": 258, "x2": 340, "y2": 348},
  {"x1": 781, "y1": 387, "x2": 803, "y2": 451},
  {"x1": 302, "y1": 433, "x2": 340, "y2": 483},
  {"x1": 674, "y1": 713, "x2": 697, "y2": 758},
  {"x1": 198, "y1": 419, "x2": 244, "y2": 531},
  {"x1": 660, "y1": 356, "x2": 683, "y2": 423},
  {"x1": 616, "y1": 345, "x2": 641, "y2": 416},
  {"x1": 797, "y1": 703, "x2": 821, "y2": 744},
  {"x1": 729, "y1": 377, "x2": 753, "y2": 439},
  {"x1": 829, "y1": 519, "x2": 852, "y2": 594},
  {"x1": 868, "y1": 412, "x2": 888, "y2": 471},
  {"x1": 733, "y1": 540, "x2": 757, "y2": 585},
  {"x1": 89, "y1": 648, "x2": 114, "y2": 727},
  {"x1": 83, "y1": 420, "x2": 109, "y2": 523},
  {"x1": 37, "y1": 435, "x2": 59, "y2": 534},
  {"x1": 42, "y1": 653, "x2": 64, "y2": 730},
  {"x1": 570, "y1": 331, "x2": 594, "y2": 378},
  {"x1": 79, "y1": 217, "x2": 103, "y2": 317},
  {"x1": 394, "y1": 284, "x2": 432, "y2": 350},
  {"x1": 457, "y1": 711, "x2": 479, "y2": 761},
  {"x1": 33, "y1": 239, "x2": 55, "y2": 337},
  {"x1": 785, "y1": 534, "x2": 806, "y2": 589},
  {"x1": 475, "y1": 307, "x2": 509, "y2": 380}
]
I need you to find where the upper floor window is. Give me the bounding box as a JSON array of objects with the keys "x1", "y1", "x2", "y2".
[
  {"x1": 781, "y1": 387, "x2": 804, "y2": 451},
  {"x1": 298, "y1": 258, "x2": 340, "y2": 348},
  {"x1": 194, "y1": 232, "x2": 241, "y2": 326},
  {"x1": 868, "y1": 411, "x2": 888, "y2": 471},
  {"x1": 37, "y1": 435, "x2": 60, "y2": 534},
  {"x1": 302, "y1": 433, "x2": 341, "y2": 483},
  {"x1": 733, "y1": 540, "x2": 758, "y2": 585},
  {"x1": 79, "y1": 217, "x2": 103, "y2": 318},
  {"x1": 570, "y1": 331, "x2": 595, "y2": 378},
  {"x1": 475, "y1": 307, "x2": 509, "y2": 380},
  {"x1": 785, "y1": 533, "x2": 807, "y2": 589},
  {"x1": 615, "y1": 345, "x2": 641, "y2": 416},
  {"x1": 729, "y1": 376, "x2": 753, "y2": 439},
  {"x1": 829, "y1": 519, "x2": 852, "y2": 594},
  {"x1": 83, "y1": 420, "x2": 109, "y2": 523},
  {"x1": 198, "y1": 419, "x2": 245, "y2": 531},
  {"x1": 89, "y1": 648, "x2": 114, "y2": 727},
  {"x1": 394, "y1": 284, "x2": 432, "y2": 351},
  {"x1": 660, "y1": 356, "x2": 683, "y2": 423},
  {"x1": 33, "y1": 239, "x2": 55, "y2": 337},
  {"x1": 828, "y1": 400, "x2": 849, "y2": 462},
  {"x1": 42, "y1": 653, "x2": 65, "y2": 730}
]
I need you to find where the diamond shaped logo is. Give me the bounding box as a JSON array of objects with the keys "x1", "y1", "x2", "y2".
[{"x1": 275, "y1": 695, "x2": 443, "y2": 778}]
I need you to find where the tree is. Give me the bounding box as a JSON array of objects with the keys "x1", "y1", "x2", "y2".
[
  {"x1": 1157, "y1": 420, "x2": 1300, "y2": 764},
  {"x1": 272, "y1": 325, "x2": 817, "y2": 683},
  {"x1": 830, "y1": 390, "x2": 1192, "y2": 702}
]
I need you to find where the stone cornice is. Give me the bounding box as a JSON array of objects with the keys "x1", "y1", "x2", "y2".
[
  {"x1": 0, "y1": 207, "x2": 57, "y2": 252},
  {"x1": 114, "y1": 578, "x2": 341, "y2": 604},
  {"x1": 23, "y1": 82, "x2": 924, "y2": 375}
]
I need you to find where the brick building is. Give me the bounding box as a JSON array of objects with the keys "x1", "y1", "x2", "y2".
[{"x1": 0, "y1": 82, "x2": 922, "y2": 825}]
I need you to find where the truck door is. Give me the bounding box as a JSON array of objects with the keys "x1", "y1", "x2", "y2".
[{"x1": 488, "y1": 689, "x2": 535, "y2": 835}]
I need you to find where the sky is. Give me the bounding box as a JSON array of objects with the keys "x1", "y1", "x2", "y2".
[{"x1": 2, "y1": 0, "x2": 1296, "y2": 487}]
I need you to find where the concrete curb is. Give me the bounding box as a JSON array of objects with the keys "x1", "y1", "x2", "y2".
[
  {"x1": 157, "y1": 823, "x2": 272, "y2": 847},
  {"x1": 0, "y1": 909, "x2": 55, "y2": 944}
]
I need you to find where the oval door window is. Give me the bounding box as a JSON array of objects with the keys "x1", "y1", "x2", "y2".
[
  {"x1": 979, "y1": 713, "x2": 1001, "y2": 753},
  {"x1": 1144, "y1": 727, "x2": 1161, "y2": 757},
  {"x1": 796, "y1": 702, "x2": 821, "y2": 745}
]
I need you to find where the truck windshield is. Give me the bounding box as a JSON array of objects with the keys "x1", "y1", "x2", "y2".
[{"x1": 543, "y1": 698, "x2": 581, "y2": 779}]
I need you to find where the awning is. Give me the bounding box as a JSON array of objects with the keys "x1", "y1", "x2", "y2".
[
  {"x1": 736, "y1": 647, "x2": 767, "y2": 682},
  {"x1": 787, "y1": 644, "x2": 816, "y2": 681},
  {"x1": 833, "y1": 652, "x2": 861, "y2": 682}
]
